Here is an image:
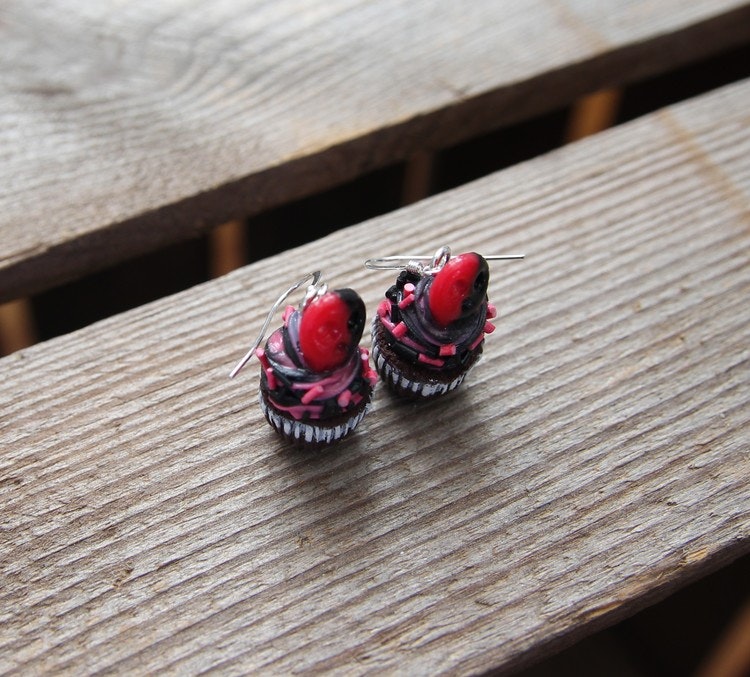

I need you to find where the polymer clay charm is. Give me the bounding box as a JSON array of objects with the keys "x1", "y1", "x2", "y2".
[
  {"x1": 230, "y1": 272, "x2": 377, "y2": 447},
  {"x1": 366, "y1": 246, "x2": 523, "y2": 398}
]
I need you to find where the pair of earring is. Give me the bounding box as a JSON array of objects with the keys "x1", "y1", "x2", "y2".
[{"x1": 230, "y1": 246, "x2": 523, "y2": 448}]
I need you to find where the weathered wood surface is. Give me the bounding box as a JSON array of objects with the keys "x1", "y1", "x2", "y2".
[
  {"x1": 2, "y1": 79, "x2": 750, "y2": 675},
  {"x1": 3, "y1": 0, "x2": 750, "y2": 301}
]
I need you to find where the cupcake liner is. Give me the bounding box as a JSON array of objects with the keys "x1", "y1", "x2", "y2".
[
  {"x1": 259, "y1": 392, "x2": 370, "y2": 446},
  {"x1": 371, "y1": 336, "x2": 468, "y2": 399}
]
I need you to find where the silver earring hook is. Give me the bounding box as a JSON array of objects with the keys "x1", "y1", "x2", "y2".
[
  {"x1": 365, "y1": 245, "x2": 524, "y2": 274},
  {"x1": 364, "y1": 245, "x2": 449, "y2": 276},
  {"x1": 229, "y1": 270, "x2": 322, "y2": 379}
]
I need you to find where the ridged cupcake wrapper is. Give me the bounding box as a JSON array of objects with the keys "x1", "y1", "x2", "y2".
[
  {"x1": 259, "y1": 392, "x2": 370, "y2": 446},
  {"x1": 371, "y1": 340, "x2": 466, "y2": 398}
]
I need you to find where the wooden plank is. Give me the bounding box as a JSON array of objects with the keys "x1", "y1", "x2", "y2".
[
  {"x1": 402, "y1": 151, "x2": 436, "y2": 206},
  {"x1": 2, "y1": 1, "x2": 750, "y2": 301},
  {"x1": 697, "y1": 597, "x2": 750, "y2": 677},
  {"x1": 0, "y1": 298, "x2": 36, "y2": 355},
  {"x1": 1, "y1": 79, "x2": 750, "y2": 675},
  {"x1": 209, "y1": 219, "x2": 248, "y2": 278},
  {"x1": 566, "y1": 89, "x2": 622, "y2": 142}
]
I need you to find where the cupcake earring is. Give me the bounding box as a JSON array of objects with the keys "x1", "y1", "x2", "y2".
[
  {"x1": 230, "y1": 271, "x2": 377, "y2": 447},
  {"x1": 366, "y1": 246, "x2": 523, "y2": 398}
]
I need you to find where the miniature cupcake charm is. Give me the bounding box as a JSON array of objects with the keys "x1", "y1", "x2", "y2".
[
  {"x1": 366, "y1": 246, "x2": 523, "y2": 398},
  {"x1": 230, "y1": 272, "x2": 377, "y2": 447}
]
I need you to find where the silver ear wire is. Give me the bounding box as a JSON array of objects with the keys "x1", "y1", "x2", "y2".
[
  {"x1": 364, "y1": 255, "x2": 433, "y2": 272},
  {"x1": 365, "y1": 245, "x2": 524, "y2": 274},
  {"x1": 364, "y1": 247, "x2": 450, "y2": 275},
  {"x1": 229, "y1": 270, "x2": 322, "y2": 379}
]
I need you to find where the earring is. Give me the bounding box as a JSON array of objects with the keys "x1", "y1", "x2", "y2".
[
  {"x1": 365, "y1": 246, "x2": 523, "y2": 398},
  {"x1": 230, "y1": 271, "x2": 377, "y2": 447}
]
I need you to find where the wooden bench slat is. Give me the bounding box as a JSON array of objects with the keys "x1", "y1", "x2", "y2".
[
  {"x1": 2, "y1": 1, "x2": 750, "y2": 300},
  {"x1": 1, "y1": 78, "x2": 750, "y2": 674}
]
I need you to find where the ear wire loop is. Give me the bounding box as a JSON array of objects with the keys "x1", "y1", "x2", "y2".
[{"x1": 229, "y1": 270, "x2": 322, "y2": 378}]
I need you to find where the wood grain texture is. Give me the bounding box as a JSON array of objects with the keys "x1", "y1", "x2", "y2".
[
  {"x1": 2, "y1": 0, "x2": 750, "y2": 301},
  {"x1": 2, "y1": 79, "x2": 750, "y2": 675}
]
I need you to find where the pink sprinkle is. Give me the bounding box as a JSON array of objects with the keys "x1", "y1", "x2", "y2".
[
  {"x1": 403, "y1": 283, "x2": 415, "y2": 295},
  {"x1": 470, "y1": 334, "x2": 484, "y2": 351},
  {"x1": 265, "y1": 367, "x2": 278, "y2": 390},
  {"x1": 377, "y1": 300, "x2": 390, "y2": 317},
  {"x1": 398, "y1": 294, "x2": 415, "y2": 310},
  {"x1": 487, "y1": 304, "x2": 497, "y2": 319},
  {"x1": 337, "y1": 389, "x2": 351, "y2": 408},
  {"x1": 255, "y1": 347, "x2": 270, "y2": 370},
  {"x1": 439, "y1": 344, "x2": 457, "y2": 356},
  {"x1": 351, "y1": 393, "x2": 363, "y2": 405},
  {"x1": 380, "y1": 315, "x2": 396, "y2": 332},
  {"x1": 301, "y1": 384, "x2": 325, "y2": 404},
  {"x1": 282, "y1": 305, "x2": 296, "y2": 323},
  {"x1": 484, "y1": 321, "x2": 496, "y2": 334},
  {"x1": 393, "y1": 322, "x2": 408, "y2": 338},
  {"x1": 360, "y1": 347, "x2": 370, "y2": 360},
  {"x1": 418, "y1": 353, "x2": 444, "y2": 367}
]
